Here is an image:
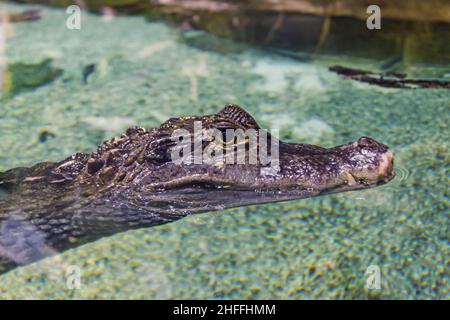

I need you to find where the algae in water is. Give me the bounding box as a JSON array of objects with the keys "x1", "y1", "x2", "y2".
[{"x1": 2, "y1": 58, "x2": 62, "y2": 98}]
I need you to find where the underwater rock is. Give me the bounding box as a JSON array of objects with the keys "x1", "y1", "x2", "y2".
[
  {"x1": 12, "y1": 0, "x2": 450, "y2": 23},
  {"x1": 9, "y1": 1, "x2": 450, "y2": 67},
  {"x1": 155, "y1": 3, "x2": 450, "y2": 68},
  {"x1": 2, "y1": 58, "x2": 62, "y2": 98},
  {"x1": 402, "y1": 27, "x2": 450, "y2": 69},
  {"x1": 11, "y1": 0, "x2": 142, "y2": 11}
]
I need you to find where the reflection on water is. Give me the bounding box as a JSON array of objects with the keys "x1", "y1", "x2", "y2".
[
  {"x1": 0, "y1": 1, "x2": 448, "y2": 299},
  {"x1": 0, "y1": 214, "x2": 57, "y2": 265}
]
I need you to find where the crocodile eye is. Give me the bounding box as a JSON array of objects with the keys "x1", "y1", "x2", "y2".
[{"x1": 357, "y1": 137, "x2": 376, "y2": 148}]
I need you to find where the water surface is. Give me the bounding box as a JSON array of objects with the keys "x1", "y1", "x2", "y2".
[{"x1": 0, "y1": 3, "x2": 448, "y2": 299}]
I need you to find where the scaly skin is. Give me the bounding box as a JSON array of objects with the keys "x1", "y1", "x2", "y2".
[{"x1": 0, "y1": 104, "x2": 395, "y2": 274}]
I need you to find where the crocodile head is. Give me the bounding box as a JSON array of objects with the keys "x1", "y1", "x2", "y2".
[
  {"x1": 36, "y1": 104, "x2": 394, "y2": 216},
  {"x1": 110, "y1": 104, "x2": 395, "y2": 212},
  {"x1": 0, "y1": 104, "x2": 395, "y2": 271}
]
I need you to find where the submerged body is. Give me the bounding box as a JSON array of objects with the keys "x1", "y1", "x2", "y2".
[{"x1": 0, "y1": 104, "x2": 395, "y2": 274}]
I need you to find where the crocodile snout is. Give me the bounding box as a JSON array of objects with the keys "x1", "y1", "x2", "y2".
[{"x1": 378, "y1": 150, "x2": 395, "y2": 181}]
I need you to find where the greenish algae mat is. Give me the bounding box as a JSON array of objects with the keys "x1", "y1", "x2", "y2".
[{"x1": 0, "y1": 3, "x2": 448, "y2": 299}]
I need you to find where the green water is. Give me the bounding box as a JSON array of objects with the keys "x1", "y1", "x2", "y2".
[{"x1": 0, "y1": 3, "x2": 448, "y2": 299}]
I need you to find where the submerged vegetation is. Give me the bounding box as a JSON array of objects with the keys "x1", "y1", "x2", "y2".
[{"x1": 2, "y1": 58, "x2": 61, "y2": 98}]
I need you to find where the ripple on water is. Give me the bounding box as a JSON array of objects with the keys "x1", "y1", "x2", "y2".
[{"x1": 393, "y1": 165, "x2": 413, "y2": 184}]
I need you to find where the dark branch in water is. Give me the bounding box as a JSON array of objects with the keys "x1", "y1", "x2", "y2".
[
  {"x1": 329, "y1": 65, "x2": 450, "y2": 89},
  {"x1": 7, "y1": 9, "x2": 42, "y2": 23}
]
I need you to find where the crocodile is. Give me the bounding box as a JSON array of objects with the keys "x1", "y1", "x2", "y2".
[{"x1": 0, "y1": 104, "x2": 395, "y2": 275}]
